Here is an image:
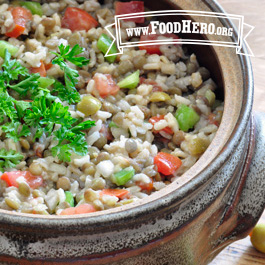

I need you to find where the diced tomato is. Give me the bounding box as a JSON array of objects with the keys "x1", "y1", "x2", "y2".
[
  {"x1": 208, "y1": 113, "x2": 220, "y2": 127},
  {"x1": 62, "y1": 7, "x2": 98, "y2": 32},
  {"x1": 139, "y1": 25, "x2": 180, "y2": 55},
  {"x1": 75, "y1": 204, "x2": 96, "y2": 214},
  {"x1": 115, "y1": 1, "x2": 144, "y2": 23},
  {"x1": 59, "y1": 207, "x2": 76, "y2": 215},
  {"x1": 100, "y1": 124, "x2": 113, "y2": 142},
  {"x1": 44, "y1": 62, "x2": 53, "y2": 71},
  {"x1": 93, "y1": 73, "x2": 120, "y2": 98},
  {"x1": 60, "y1": 203, "x2": 96, "y2": 215},
  {"x1": 149, "y1": 115, "x2": 174, "y2": 135},
  {"x1": 6, "y1": 7, "x2": 32, "y2": 38},
  {"x1": 136, "y1": 178, "x2": 153, "y2": 192},
  {"x1": 140, "y1": 77, "x2": 163, "y2": 92},
  {"x1": 30, "y1": 61, "x2": 46, "y2": 77},
  {"x1": 100, "y1": 189, "x2": 129, "y2": 199},
  {"x1": 154, "y1": 152, "x2": 182, "y2": 175},
  {"x1": 1, "y1": 171, "x2": 43, "y2": 189}
]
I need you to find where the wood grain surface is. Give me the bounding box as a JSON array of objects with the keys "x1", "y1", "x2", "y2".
[{"x1": 209, "y1": 0, "x2": 265, "y2": 264}]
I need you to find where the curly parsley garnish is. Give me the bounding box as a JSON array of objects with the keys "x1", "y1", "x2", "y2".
[
  {"x1": 0, "y1": 49, "x2": 40, "y2": 96},
  {"x1": 0, "y1": 45, "x2": 95, "y2": 165},
  {"x1": 0, "y1": 149, "x2": 24, "y2": 171},
  {"x1": 51, "y1": 44, "x2": 90, "y2": 104}
]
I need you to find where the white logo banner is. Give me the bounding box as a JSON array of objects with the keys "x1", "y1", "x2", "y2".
[{"x1": 105, "y1": 10, "x2": 254, "y2": 57}]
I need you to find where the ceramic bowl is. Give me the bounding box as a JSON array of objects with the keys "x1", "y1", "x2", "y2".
[{"x1": 1, "y1": 0, "x2": 265, "y2": 264}]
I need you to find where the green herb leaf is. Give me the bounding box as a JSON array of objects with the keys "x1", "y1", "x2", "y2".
[
  {"x1": 0, "y1": 148, "x2": 24, "y2": 171},
  {"x1": 52, "y1": 44, "x2": 90, "y2": 68},
  {"x1": 0, "y1": 92, "x2": 17, "y2": 123},
  {"x1": 0, "y1": 49, "x2": 40, "y2": 96},
  {"x1": 71, "y1": 120, "x2": 96, "y2": 134},
  {"x1": 24, "y1": 95, "x2": 76, "y2": 138},
  {"x1": 51, "y1": 127, "x2": 88, "y2": 162},
  {"x1": 52, "y1": 79, "x2": 80, "y2": 104},
  {"x1": 15, "y1": 100, "x2": 31, "y2": 119},
  {"x1": 51, "y1": 44, "x2": 89, "y2": 104},
  {"x1": 2, "y1": 122, "x2": 31, "y2": 142}
]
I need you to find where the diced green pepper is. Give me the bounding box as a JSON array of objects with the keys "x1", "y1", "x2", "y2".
[
  {"x1": 117, "y1": 70, "x2": 140, "y2": 89},
  {"x1": 205, "y1": 89, "x2": 216, "y2": 107},
  {"x1": 175, "y1": 104, "x2": 200, "y2": 132},
  {"x1": 112, "y1": 167, "x2": 135, "y2": 186},
  {"x1": 0, "y1": 41, "x2": 19, "y2": 58},
  {"x1": 38, "y1": 77, "x2": 55, "y2": 88},
  {"x1": 20, "y1": 1, "x2": 43, "y2": 16},
  {"x1": 109, "y1": 121, "x2": 119, "y2": 128},
  {"x1": 65, "y1": 191, "x2": 74, "y2": 207},
  {"x1": 97, "y1": 33, "x2": 117, "y2": 63}
]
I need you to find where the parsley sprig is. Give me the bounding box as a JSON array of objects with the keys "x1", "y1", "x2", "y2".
[
  {"x1": 0, "y1": 46, "x2": 95, "y2": 165},
  {"x1": 0, "y1": 149, "x2": 24, "y2": 171},
  {"x1": 51, "y1": 44, "x2": 90, "y2": 104},
  {"x1": 51, "y1": 120, "x2": 95, "y2": 162},
  {"x1": 23, "y1": 95, "x2": 95, "y2": 162},
  {"x1": 0, "y1": 50, "x2": 40, "y2": 96},
  {"x1": 0, "y1": 91, "x2": 31, "y2": 141}
]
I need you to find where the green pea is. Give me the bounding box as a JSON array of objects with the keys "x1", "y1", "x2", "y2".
[{"x1": 77, "y1": 95, "x2": 102, "y2": 116}]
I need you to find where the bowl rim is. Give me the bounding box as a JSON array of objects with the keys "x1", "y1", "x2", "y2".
[{"x1": 0, "y1": 0, "x2": 253, "y2": 227}]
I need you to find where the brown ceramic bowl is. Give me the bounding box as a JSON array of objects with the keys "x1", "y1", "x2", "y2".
[{"x1": 1, "y1": 0, "x2": 265, "y2": 264}]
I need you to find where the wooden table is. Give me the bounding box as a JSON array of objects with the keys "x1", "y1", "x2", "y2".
[{"x1": 210, "y1": 0, "x2": 265, "y2": 264}]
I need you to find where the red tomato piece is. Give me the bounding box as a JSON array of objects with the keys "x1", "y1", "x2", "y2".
[
  {"x1": 100, "y1": 189, "x2": 129, "y2": 199},
  {"x1": 6, "y1": 7, "x2": 32, "y2": 38},
  {"x1": 149, "y1": 115, "x2": 174, "y2": 135},
  {"x1": 30, "y1": 61, "x2": 46, "y2": 77},
  {"x1": 93, "y1": 73, "x2": 120, "y2": 98},
  {"x1": 139, "y1": 25, "x2": 180, "y2": 55},
  {"x1": 1, "y1": 171, "x2": 43, "y2": 189},
  {"x1": 44, "y1": 62, "x2": 53, "y2": 71},
  {"x1": 154, "y1": 152, "x2": 182, "y2": 175},
  {"x1": 140, "y1": 77, "x2": 163, "y2": 92},
  {"x1": 136, "y1": 178, "x2": 154, "y2": 192},
  {"x1": 59, "y1": 204, "x2": 96, "y2": 215},
  {"x1": 59, "y1": 207, "x2": 76, "y2": 215},
  {"x1": 115, "y1": 1, "x2": 144, "y2": 23},
  {"x1": 74, "y1": 204, "x2": 96, "y2": 214},
  {"x1": 62, "y1": 7, "x2": 98, "y2": 32}
]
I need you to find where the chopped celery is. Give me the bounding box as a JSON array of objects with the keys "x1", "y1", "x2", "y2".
[
  {"x1": 65, "y1": 191, "x2": 74, "y2": 207},
  {"x1": 112, "y1": 167, "x2": 135, "y2": 186},
  {"x1": 97, "y1": 34, "x2": 117, "y2": 63},
  {"x1": 205, "y1": 89, "x2": 216, "y2": 107},
  {"x1": 117, "y1": 70, "x2": 140, "y2": 89},
  {"x1": 175, "y1": 104, "x2": 200, "y2": 132},
  {"x1": 0, "y1": 41, "x2": 18, "y2": 58},
  {"x1": 20, "y1": 1, "x2": 43, "y2": 16},
  {"x1": 109, "y1": 121, "x2": 118, "y2": 128},
  {"x1": 38, "y1": 77, "x2": 55, "y2": 88}
]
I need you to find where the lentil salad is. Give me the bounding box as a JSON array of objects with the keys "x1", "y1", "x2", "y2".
[{"x1": 0, "y1": 0, "x2": 223, "y2": 215}]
